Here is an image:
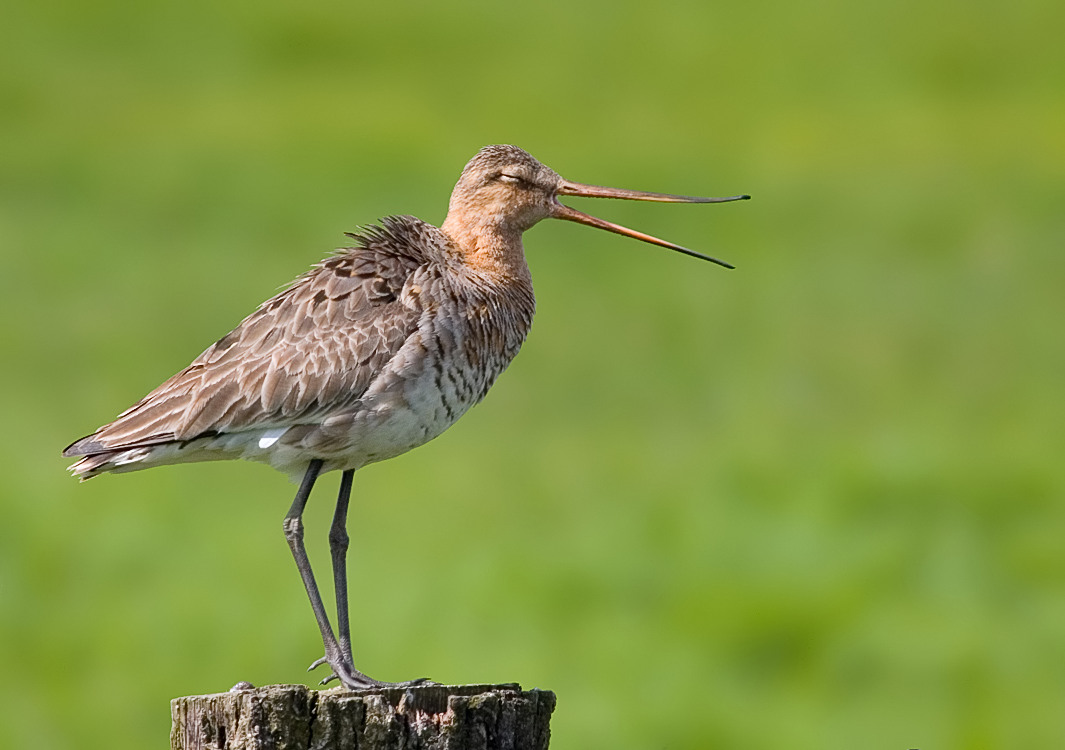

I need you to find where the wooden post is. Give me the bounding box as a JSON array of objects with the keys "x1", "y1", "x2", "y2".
[{"x1": 171, "y1": 682, "x2": 556, "y2": 750}]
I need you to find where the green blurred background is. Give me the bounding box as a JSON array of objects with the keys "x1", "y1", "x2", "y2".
[{"x1": 2, "y1": 0, "x2": 1063, "y2": 748}]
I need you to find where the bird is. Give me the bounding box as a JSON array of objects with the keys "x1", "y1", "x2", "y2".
[{"x1": 63, "y1": 144, "x2": 749, "y2": 690}]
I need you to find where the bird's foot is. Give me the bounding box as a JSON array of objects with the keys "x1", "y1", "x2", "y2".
[{"x1": 308, "y1": 654, "x2": 433, "y2": 690}]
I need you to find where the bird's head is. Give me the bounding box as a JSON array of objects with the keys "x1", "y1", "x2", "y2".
[{"x1": 443, "y1": 144, "x2": 749, "y2": 268}]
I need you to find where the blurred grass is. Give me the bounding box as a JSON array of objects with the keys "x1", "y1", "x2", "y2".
[{"x1": 1, "y1": 0, "x2": 1063, "y2": 748}]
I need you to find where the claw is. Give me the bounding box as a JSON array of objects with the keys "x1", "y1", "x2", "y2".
[
  {"x1": 311, "y1": 652, "x2": 435, "y2": 690},
  {"x1": 308, "y1": 654, "x2": 343, "y2": 685}
]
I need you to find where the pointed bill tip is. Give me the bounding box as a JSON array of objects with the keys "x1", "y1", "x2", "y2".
[{"x1": 685, "y1": 193, "x2": 751, "y2": 204}]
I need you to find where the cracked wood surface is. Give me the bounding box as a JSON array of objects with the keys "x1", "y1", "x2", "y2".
[{"x1": 171, "y1": 683, "x2": 555, "y2": 750}]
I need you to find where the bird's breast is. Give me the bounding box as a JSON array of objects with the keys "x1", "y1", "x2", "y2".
[
  {"x1": 287, "y1": 274, "x2": 535, "y2": 474},
  {"x1": 391, "y1": 278, "x2": 534, "y2": 432}
]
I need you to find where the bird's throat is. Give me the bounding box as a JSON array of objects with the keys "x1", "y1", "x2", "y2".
[{"x1": 440, "y1": 218, "x2": 533, "y2": 287}]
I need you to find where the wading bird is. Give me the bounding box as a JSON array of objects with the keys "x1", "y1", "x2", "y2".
[{"x1": 64, "y1": 145, "x2": 748, "y2": 689}]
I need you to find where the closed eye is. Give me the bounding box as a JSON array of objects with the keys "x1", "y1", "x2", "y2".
[{"x1": 498, "y1": 174, "x2": 521, "y2": 184}]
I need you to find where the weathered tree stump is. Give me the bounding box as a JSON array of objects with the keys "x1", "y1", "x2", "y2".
[{"x1": 171, "y1": 682, "x2": 555, "y2": 750}]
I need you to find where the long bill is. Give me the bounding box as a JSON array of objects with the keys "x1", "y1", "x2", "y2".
[{"x1": 554, "y1": 179, "x2": 750, "y2": 269}]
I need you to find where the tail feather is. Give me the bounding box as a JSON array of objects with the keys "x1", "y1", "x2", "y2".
[
  {"x1": 66, "y1": 452, "x2": 118, "y2": 480},
  {"x1": 63, "y1": 434, "x2": 109, "y2": 458},
  {"x1": 64, "y1": 432, "x2": 169, "y2": 479}
]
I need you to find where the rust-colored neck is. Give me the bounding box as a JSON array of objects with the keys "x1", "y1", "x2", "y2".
[{"x1": 440, "y1": 213, "x2": 533, "y2": 287}]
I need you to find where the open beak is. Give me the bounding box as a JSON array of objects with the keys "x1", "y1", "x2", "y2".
[{"x1": 553, "y1": 180, "x2": 749, "y2": 269}]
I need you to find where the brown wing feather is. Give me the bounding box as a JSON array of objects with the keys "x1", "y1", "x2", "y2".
[{"x1": 64, "y1": 217, "x2": 435, "y2": 457}]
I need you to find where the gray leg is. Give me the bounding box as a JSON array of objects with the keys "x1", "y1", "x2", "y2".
[
  {"x1": 283, "y1": 460, "x2": 366, "y2": 688},
  {"x1": 330, "y1": 469, "x2": 355, "y2": 669},
  {"x1": 287, "y1": 461, "x2": 427, "y2": 689}
]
